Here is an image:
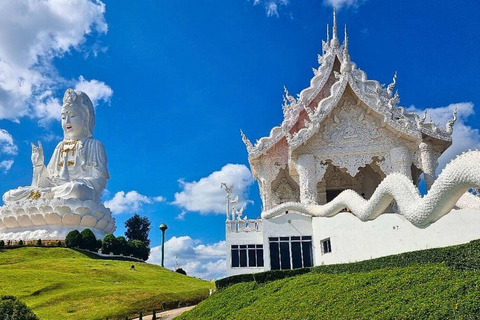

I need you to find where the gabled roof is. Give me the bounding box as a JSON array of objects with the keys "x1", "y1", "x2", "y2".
[{"x1": 241, "y1": 10, "x2": 455, "y2": 161}]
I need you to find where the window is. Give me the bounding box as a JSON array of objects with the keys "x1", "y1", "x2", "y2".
[
  {"x1": 321, "y1": 238, "x2": 332, "y2": 254},
  {"x1": 269, "y1": 236, "x2": 313, "y2": 270},
  {"x1": 231, "y1": 244, "x2": 264, "y2": 268}
]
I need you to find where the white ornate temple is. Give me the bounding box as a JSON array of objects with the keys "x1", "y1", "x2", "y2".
[{"x1": 226, "y1": 10, "x2": 480, "y2": 276}]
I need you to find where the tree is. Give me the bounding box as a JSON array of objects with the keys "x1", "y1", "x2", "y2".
[
  {"x1": 36, "y1": 239, "x2": 42, "y2": 246},
  {"x1": 0, "y1": 296, "x2": 39, "y2": 320},
  {"x1": 115, "y1": 236, "x2": 128, "y2": 255},
  {"x1": 128, "y1": 240, "x2": 150, "y2": 261},
  {"x1": 102, "y1": 233, "x2": 117, "y2": 254},
  {"x1": 80, "y1": 229, "x2": 97, "y2": 251},
  {"x1": 65, "y1": 230, "x2": 82, "y2": 248},
  {"x1": 125, "y1": 213, "x2": 151, "y2": 247},
  {"x1": 0, "y1": 240, "x2": 4, "y2": 247}
]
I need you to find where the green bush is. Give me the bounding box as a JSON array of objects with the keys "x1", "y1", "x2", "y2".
[
  {"x1": 80, "y1": 228, "x2": 97, "y2": 251},
  {"x1": 216, "y1": 240, "x2": 480, "y2": 290},
  {"x1": 0, "y1": 240, "x2": 4, "y2": 247},
  {"x1": 95, "y1": 239, "x2": 103, "y2": 251},
  {"x1": 102, "y1": 233, "x2": 117, "y2": 254},
  {"x1": 36, "y1": 239, "x2": 42, "y2": 246},
  {"x1": 128, "y1": 240, "x2": 150, "y2": 260},
  {"x1": 56, "y1": 240, "x2": 62, "y2": 247},
  {"x1": 18, "y1": 240, "x2": 24, "y2": 246},
  {"x1": 115, "y1": 236, "x2": 128, "y2": 255},
  {"x1": 65, "y1": 230, "x2": 82, "y2": 248},
  {"x1": 0, "y1": 295, "x2": 39, "y2": 320}
]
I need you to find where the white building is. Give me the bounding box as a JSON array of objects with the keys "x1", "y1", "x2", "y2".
[{"x1": 225, "y1": 10, "x2": 480, "y2": 277}]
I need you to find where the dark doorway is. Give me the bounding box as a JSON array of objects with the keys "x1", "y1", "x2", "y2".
[{"x1": 326, "y1": 189, "x2": 344, "y2": 202}]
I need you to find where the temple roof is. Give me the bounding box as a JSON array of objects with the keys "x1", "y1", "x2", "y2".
[{"x1": 241, "y1": 9, "x2": 456, "y2": 161}]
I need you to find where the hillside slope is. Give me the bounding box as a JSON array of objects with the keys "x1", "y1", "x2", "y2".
[
  {"x1": 180, "y1": 241, "x2": 480, "y2": 320},
  {"x1": 0, "y1": 247, "x2": 210, "y2": 320}
]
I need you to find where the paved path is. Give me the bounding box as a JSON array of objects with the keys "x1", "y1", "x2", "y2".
[{"x1": 132, "y1": 306, "x2": 196, "y2": 320}]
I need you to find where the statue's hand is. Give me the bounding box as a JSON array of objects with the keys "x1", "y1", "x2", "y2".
[{"x1": 31, "y1": 141, "x2": 44, "y2": 167}]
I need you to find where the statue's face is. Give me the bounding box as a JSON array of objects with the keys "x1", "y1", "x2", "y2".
[{"x1": 61, "y1": 103, "x2": 86, "y2": 140}]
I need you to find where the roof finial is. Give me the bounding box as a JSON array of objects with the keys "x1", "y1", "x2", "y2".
[
  {"x1": 343, "y1": 24, "x2": 349, "y2": 57},
  {"x1": 331, "y1": 6, "x2": 339, "y2": 47},
  {"x1": 326, "y1": 23, "x2": 330, "y2": 43}
]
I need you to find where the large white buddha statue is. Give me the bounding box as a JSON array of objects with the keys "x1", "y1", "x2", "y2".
[{"x1": 0, "y1": 89, "x2": 115, "y2": 240}]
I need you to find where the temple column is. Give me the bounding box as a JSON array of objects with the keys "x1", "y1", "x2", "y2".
[
  {"x1": 295, "y1": 154, "x2": 317, "y2": 205},
  {"x1": 390, "y1": 146, "x2": 412, "y2": 178},
  {"x1": 419, "y1": 142, "x2": 436, "y2": 190}
]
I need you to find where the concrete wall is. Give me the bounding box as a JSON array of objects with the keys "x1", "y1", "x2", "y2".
[
  {"x1": 262, "y1": 213, "x2": 313, "y2": 271},
  {"x1": 226, "y1": 228, "x2": 264, "y2": 276},
  {"x1": 312, "y1": 209, "x2": 480, "y2": 265}
]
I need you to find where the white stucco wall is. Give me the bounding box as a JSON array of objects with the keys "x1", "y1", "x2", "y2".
[
  {"x1": 262, "y1": 213, "x2": 313, "y2": 271},
  {"x1": 312, "y1": 209, "x2": 480, "y2": 265},
  {"x1": 226, "y1": 228, "x2": 264, "y2": 276}
]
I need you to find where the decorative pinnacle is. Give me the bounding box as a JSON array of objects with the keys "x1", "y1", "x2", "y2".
[
  {"x1": 331, "y1": 6, "x2": 339, "y2": 47},
  {"x1": 343, "y1": 24, "x2": 349, "y2": 56},
  {"x1": 326, "y1": 23, "x2": 330, "y2": 43}
]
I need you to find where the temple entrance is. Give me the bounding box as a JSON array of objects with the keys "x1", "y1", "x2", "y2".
[
  {"x1": 317, "y1": 162, "x2": 383, "y2": 204},
  {"x1": 326, "y1": 189, "x2": 344, "y2": 202}
]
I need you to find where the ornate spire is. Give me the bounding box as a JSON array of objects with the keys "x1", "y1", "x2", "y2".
[
  {"x1": 343, "y1": 24, "x2": 349, "y2": 59},
  {"x1": 331, "y1": 6, "x2": 339, "y2": 47},
  {"x1": 326, "y1": 23, "x2": 330, "y2": 43}
]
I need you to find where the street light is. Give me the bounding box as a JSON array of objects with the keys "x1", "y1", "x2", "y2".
[{"x1": 159, "y1": 223, "x2": 168, "y2": 267}]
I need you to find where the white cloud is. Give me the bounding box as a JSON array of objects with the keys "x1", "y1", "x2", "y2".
[
  {"x1": 148, "y1": 236, "x2": 226, "y2": 280},
  {"x1": 0, "y1": 160, "x2": 14, "y2": 173},
  {"x1": 0, "y1": 129, "x2": 18, "y2": 173},
  {"x1": 406, "y1": 102, "x2": 480, "y2": 174},
  {"x1": 323, "y1": 0, "x2": 365, "y2": 9},
  {"x1": 253, "y1": 0, "x2": 289, "y2": 17},
  {"x1": 104, "y1": 190, "x2": 165, "y2": 215},
  {"x1": 172, "y1": 164, "x2": 254, "y2": 215},
  {"x1": 75, "y1": 75, "x2": 113, "y2": 107},
  {"x1": 0, "y1": 0, "x2": 108, "y2": 122}
]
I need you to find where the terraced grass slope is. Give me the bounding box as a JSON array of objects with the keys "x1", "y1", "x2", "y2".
[
  {"x1": 0, "y1": 247, "x2": 210, "y2": 320},
  {"x1": 180, "y1": 241, "x2": 480, "y2": 320}
]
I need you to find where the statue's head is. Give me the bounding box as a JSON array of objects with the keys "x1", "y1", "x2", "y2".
[{"x1": 61, "y1": 89, "x2": 95, "y2": 140}]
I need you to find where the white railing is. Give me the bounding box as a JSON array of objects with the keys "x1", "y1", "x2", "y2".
[{"x1": 226, "y1": 219, "x2": 262, "y2": 233}]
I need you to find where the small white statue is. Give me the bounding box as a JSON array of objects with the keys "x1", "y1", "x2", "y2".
[{"x1": 3, "y1": 89, "x2": 109, "y2": 204}]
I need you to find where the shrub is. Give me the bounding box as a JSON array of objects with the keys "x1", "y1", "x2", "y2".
[
  {"x1": 0, "y1": 295, "x2": 39, "y2": 320},
  {"x1": 215, "y1": 240, "x2": 480, "y2": 290},
  {"x1": 95, "y1": 239, "x2": 103, "y2": 251},
  {"x1": 36, "y1": 239, "x2": 42, "y2": 246},
  {"x1": 56, "y1": 240, "x2": 62, "y2": 247},
  {"x1": 175, "y1": 268, "x2": 187, "y2": 275},
  {"x1": 102, "y1": 233, "x2": 117, "y2": 254},
  {"x1": 116, "y1": 236, "x2": 128, "y2": 255},
  {"x1": 18, "y1": 240, "x2": 24, "y2": 246},
  {"x1": 80, "y1": 228, "x2": 97, "y2": 251},
  {"x1": 65, "y1": 230, "x2": 82, "y2": 248},
  {"x1": 128, "y1": 240, "x2": 150, "y2": 261},
  {"x1": 0, "y1": 240, "x2": 4, "y2": 247}
]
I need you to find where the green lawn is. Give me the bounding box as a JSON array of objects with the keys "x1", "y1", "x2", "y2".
[
  {"x1": 180, "y1": 241, "x2": 480, "y2": 320},
  {"x1": 0, "y1": 247, "x2": 210, "y2": 319}
]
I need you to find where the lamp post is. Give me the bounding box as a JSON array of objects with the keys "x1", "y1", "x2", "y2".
[{"x1": 159, "y1": 223, "x2": 168, "y2": 267}]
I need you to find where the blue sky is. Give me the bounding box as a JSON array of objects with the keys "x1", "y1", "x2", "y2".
[{"x1": 0, "y1": 0, "x2": 479, "y2": 279}]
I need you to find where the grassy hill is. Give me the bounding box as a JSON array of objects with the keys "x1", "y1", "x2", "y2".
[
  {"x1": 179, "y1": 241, "x2": 480, "y2": 320},
  {"x1": 0, "y1": 247, "x2": 210, "y2": 319}
]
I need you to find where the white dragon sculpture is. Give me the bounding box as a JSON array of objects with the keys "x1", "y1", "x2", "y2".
[{"x1": 262, "y1": 150, "x2": 480, "y2": 227}]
